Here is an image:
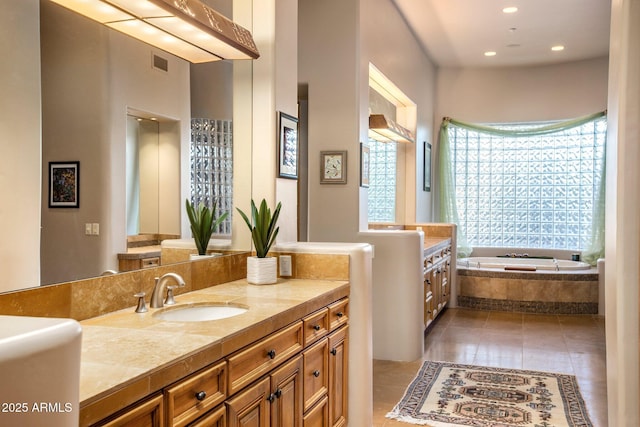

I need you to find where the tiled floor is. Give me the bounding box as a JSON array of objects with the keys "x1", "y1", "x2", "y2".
[{"x1": 373, "y1": 308, "x2": 607, "y2": 426}]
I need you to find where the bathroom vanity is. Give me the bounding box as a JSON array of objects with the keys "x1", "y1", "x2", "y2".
[{"x1": 79, "y1": 279, "x2": 349, "y2": 427}]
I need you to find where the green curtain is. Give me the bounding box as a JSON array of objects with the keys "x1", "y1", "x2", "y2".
[{"x1": 437, "y1": 111, "x2": 607, "y2": 263}]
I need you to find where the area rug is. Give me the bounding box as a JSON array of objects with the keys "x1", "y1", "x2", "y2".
[{"x1": 386, "y1": 361, "x2": 593, "y2": 427}]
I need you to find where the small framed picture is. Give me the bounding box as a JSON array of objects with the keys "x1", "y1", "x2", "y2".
[
  {"x1": 49, "y1": 161, "x2": 80, "y2": 208},
  {"x1": 277, "y1": 111, "x2": 299, "y2": 179},
  {"x1": 360, "y1": 143, "x2": 370, "y2": 188},
  {"x1": 320, "y1": 151, "x2": 347, "y2": 184},
  {"x1": 424, "y1": 142, "x2": 432, "y2": 192}
]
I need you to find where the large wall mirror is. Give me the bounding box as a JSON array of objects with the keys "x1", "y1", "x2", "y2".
[{"x1": 1, "y1": 0, "x2": 253, "y2": 292}]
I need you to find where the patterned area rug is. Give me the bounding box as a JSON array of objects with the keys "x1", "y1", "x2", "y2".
[{"x1": 386, "y1": 361, "x2": 593, "y2": 427}]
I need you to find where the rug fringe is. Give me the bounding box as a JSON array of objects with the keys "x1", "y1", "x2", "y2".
[{"x1": 385, "y1": 409, "x2": 433, "y2": 425}]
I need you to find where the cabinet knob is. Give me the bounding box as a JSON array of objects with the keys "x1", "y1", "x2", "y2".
[
  {"x1": 313, "y1": 324, "x2": 321, "y2": 331},
  {"x1": 267, "y1": 393, "x2": 276, "y2": 403},
  {"x1": 195, "y1": 391, "x2": 206, "y2": 401},
  {"x1": 330, "y1": 348, "x2": 337, "y2": 356},
  {"x1": 313, "y1": 370, "x2": 321, "y2": 377},
  {"x1": 267, "y1": 349, "x2": 276, "y2": 359},
  {"x1": 274, "y1": 388, "x2": 282, "y2": 398},
  {"x1": 336, "y1": 312, "x2": 344, "y2": 318}
]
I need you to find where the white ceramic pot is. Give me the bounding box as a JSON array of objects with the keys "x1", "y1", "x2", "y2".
[{"x1": 246, "y1": 256, "x2": 278, "y2": 285}]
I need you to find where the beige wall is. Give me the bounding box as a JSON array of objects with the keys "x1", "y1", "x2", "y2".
[
  {"x1": 605, "y1": 0, "x2": 640, "y2": 425},
  {"x1": 435, "y1": 57, "x2": 609, "y2": 123},
  {"x1": 0, "y1": 0, "x2": 42, "y2": 291},
  {"x1": 299, "y1": 0, "x2": 438, "y2": 242}
]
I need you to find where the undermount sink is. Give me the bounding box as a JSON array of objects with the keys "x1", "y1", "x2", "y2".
[{"x1": 153, "y1": 303, "x2": 248, "y2": 322}]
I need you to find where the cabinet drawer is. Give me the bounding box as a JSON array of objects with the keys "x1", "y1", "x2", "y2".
[
  {"x1": 328, "y1": 298, "x2": 349, "y2": 332},
  {"x1": 165, "y1": 360, "x2": 227, "y2": 427},
  {"x1": 99, "y1": 393, "x2": 163, "y2": 427},
  {"x1": 302, "y1": 338, "x2": 328, "y2": 413},
  {"x1": 303, "y1": 395, "x2": 328, "y2": 427},
  {"x1": 303, "y1": 308, "x2": 329, "y2": 346},
  {"x1": 227, "y1": 321, "x2": 303, "y2": 395},
  {"x1": 142, "y1": 257, "x2": 160, "y2": 268}
]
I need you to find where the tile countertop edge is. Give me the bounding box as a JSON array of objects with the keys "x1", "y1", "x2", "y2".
[{"x1": 78, "y1": 279, "x2": 350, "y2": 425}]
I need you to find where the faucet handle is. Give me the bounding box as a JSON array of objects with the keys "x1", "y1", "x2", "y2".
[
  {"x1": 134, "y1": 292, "x2": 148, "y2": 313},
  {"x1": 164, "y1": 286, "x2": 177, "y2": 305}
]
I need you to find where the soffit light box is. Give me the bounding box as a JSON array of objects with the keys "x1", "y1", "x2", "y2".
[
  {"x1": 368, "y1": 114, "x2": 415, "y2": 143},
  {"x1": 50, "y1": 0, "x2": 260, "y2": 63}
]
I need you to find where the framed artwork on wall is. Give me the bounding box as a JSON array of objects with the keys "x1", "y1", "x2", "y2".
[
  {"x1": 49, "y1": 161, "x2": 80, "y2": 208},
  {"x1": 320, "y1": 151, "x2": 347, "y2": 184},
  {"x1": 424, "y1": 142, "x2": 432, "y2": 192},
  {"x1": 277, "y1": 111, "x2": 299, "y2": 179},
  {"x1": 360, "y1": 143, "x2": 370, "y2": 188}
]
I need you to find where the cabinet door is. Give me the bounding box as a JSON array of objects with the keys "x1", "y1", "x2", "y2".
[
  {"x1": 98, "y1": 394, "x2": 163, "y2": 427},
  {"x1": 302, "y1": 338, "x2": 329, "y2": 413},
  {"x1": 328, "y1": 326, "x2": 348, "y2": 427},
  {"x1": 227, "y1": 377, "x2": 271, "y2": 427},
  {"x1": 188, "y1": 405, "x2": 225, "y2": 427},
  {"x1": 270, "y1": 355, "x2": 303, "y2": 427},
  {"x1": 302, "y1": 396, "x2": 328, "y2": 427}
]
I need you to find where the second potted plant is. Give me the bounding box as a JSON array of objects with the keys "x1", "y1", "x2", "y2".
[
  {"x1": 185, "y1": 199, "x2": 228, "y2": 259},
  {"x1": 237, "y1": 198, "x2": 282, "y2": 284}
]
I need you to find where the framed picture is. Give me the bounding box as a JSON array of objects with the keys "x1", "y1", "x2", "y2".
[
  {"x1": 49, "y1": 161, "x2": 80, "y2": 208},
  {"x1": 423, "y1": 142, "x2": 432, "y2": 192},
  {"x1": 277, "y1": 111, "x2": 299, "y2": 179},
  {"x1": 320, "y1": 151, "x2": 347, "y2": 184},
  {"x1": 360, "y1": 143, "x2": 370, "y2": 188}
]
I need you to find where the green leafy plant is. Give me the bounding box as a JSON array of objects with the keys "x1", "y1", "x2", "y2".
[
  {"x1": 236, "y1": 199, "x2": 282, "y2": 258},
  {"x1": 185, "y1": 199, "x2": 229, "y2": 256}
]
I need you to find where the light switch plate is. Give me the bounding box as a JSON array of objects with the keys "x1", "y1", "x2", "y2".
[
  {"x1": 85, "y1": 223, "x2": 92, "y2": 235},
  {"x1": 279, "y1": 255, "x2": 292, "y2": 277},
  {"x1": 91, "y1": 223, "x2": 100, "y2": 235}
]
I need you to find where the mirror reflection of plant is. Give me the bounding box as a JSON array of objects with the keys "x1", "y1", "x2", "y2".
[
  {"x1": 185, "y1": 199, "x2": 229, "y2": 256},
  {"x1": 236, "y1": 199, "x2": 282, "y2": 258}
]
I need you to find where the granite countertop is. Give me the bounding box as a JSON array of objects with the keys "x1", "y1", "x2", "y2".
[
  {"x1": 78, "y1": 278, "x2": 349, "y2": 424},
  {"x1": 424, "y1": 237, "x2": 451, "y2": 252}
]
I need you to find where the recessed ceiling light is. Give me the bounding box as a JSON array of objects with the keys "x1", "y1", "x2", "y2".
[
  {"x1": 502, "y1": 6, "x2": 518, "y2": 13},
  {"x1": 484, "y1": 51, "x2": 497, "y2": 57},
  {"x1": 551, "y1": 45, "x2": 565, "y2": 52}
]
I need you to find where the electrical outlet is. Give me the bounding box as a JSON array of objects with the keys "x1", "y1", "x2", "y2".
[
  {"x1": 92, "y1": 223, "x2": 100, "y2": 235},
  {"x1": 279, "y1": 255, "x2": 292, "y2": 277},
  {"x1": 85, "y1": 223, "x2": 92, "y2": 235}
]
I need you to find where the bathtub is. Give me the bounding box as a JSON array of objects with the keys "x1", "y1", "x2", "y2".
[
  {"x1": 456, "y1": 256, "x2": 599, "y2": 314},
  {"x1": 459, "y1": 256, "x2": 592, "y2": 271}
]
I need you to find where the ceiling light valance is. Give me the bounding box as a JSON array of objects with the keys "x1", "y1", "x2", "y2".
[
  {"x1": 50, "y1": 0, "x2": 260, "y2": 63},
  {"x1": 368, "y1": 114, "x2": 415, "y2": 143}
]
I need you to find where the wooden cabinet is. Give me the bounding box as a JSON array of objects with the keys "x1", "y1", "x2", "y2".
[
  {"x1": 423, "y1": 244, "x2": 451, "y2": 329},
  {"x1": 92, "y1": 298, "x2": 348, "y2": 427}
]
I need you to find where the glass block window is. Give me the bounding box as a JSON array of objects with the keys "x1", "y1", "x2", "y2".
[
  {"x1": 367, "y1": 138, "x2": 397, "y2": 222},
  {"x1": 190, "y1": 118, "x2": 233, "y2": 235},
  {"x1": 450, "y1": 117, "x2": 606, "y2": 250}
]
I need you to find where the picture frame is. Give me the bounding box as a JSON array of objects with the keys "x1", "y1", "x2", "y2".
[
  {"x1": 360, "y1": 143, "x2": 370, "y2": 188},
  {"x1": 49, "y1": 161, "x2": 80, "y2": 208},
  {"x1": 277, "y1": 111, "x2": 299, "y2": 179},
  {"x1": 423, "y1": 142, "x2": 432, "y2": 192},
  {"x1": 320, "y1": 150, "x2": 347, "y2": 184}
]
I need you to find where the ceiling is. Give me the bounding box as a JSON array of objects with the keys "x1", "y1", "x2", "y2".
[{"x1": 392, "y1": 0, "x2": 611, "y2": 68}]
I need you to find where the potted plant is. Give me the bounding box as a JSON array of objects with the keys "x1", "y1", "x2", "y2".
[
  {"x1": 185, "y1": 199, "x2": 228, "y2": 258},
  {"x1": 236, "y1": 199, "x2": 282, "y2": 284}
]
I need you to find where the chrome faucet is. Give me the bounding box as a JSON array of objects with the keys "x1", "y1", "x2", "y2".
[{"x1": 150, "y1": 273, "x2": 186, "y2": 308}]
